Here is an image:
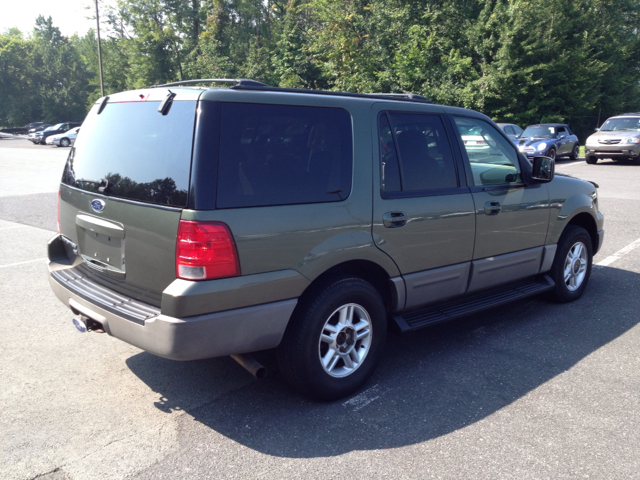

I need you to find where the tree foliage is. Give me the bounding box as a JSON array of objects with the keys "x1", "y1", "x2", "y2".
[{"x1": 1, "y1": 0, "x2": 639, "y2": 139}]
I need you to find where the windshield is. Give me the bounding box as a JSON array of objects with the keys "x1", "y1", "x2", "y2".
[
  {"x1": 51, "y1": 123, "x2": 64, "y2": 129},
  {"x1": 522, "y1": 126, "x2": 556, "y2": 138},
  {"x1": 600, "y1": 117, "x2": 640, "y2": 131}
]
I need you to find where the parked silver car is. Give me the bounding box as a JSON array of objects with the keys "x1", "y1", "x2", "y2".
[
  {"x1": 51, "y1": 127, "x2": 80, "y2": 147},
  {"x1": 585, "y1": 113, "x2": 640, "y2": 164}
]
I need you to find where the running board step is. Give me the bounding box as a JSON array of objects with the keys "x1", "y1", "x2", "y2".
[{"x1": 394, "y1": 275, "x2": 555, "y2": 332}]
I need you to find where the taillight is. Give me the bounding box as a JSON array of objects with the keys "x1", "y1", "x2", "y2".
[
  {"x1": 56, "y1": 190, "x2": 61, "y2": 233},
  {"x1": 176, "y1": 221, "x2": 240, "y2": 281}
]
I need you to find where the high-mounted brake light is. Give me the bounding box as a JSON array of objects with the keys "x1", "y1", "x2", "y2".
[{"x1": 176, "y1": 221, "x2": 240, "y2": 281}]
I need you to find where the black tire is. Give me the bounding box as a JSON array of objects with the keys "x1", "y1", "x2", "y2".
[
  {"x1": 33, "y1": 138, "x2": 39, "y2": 145},
  {"x1": 549, "y1": 225, "x2": 593, "y2": 303},
  {"x1": 586, "y1": 156, "x2": 598, "y2": 164},
  {"x1": 569, "y1": 144, "x2": 580, "y2": 160},
  {"x1": 547, "y1": 147, "x2": 556, "y2": 162},
  {"x1": 277, "y1": 275, "x2": 387, "y2": 401},
  {"x1": 60, "y1": 138, "x2": 70, "y2": 147}
]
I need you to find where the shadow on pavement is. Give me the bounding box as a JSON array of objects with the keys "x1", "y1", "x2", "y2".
[{"x1": 126, "y1": 265, "x2": 639, "y2": 458}]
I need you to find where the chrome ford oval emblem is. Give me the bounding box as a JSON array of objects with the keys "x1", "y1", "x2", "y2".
[{"x1": 91, "y1": 199, "x2": 106, "y2": 213}]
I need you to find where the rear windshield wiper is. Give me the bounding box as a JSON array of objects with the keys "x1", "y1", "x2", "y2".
[
  {"x1": 76, "y1": 178, "x2": 110, "y2": 193},
  {"x1": 158, "y1": 90, "x2": 176, "y2": 115}
]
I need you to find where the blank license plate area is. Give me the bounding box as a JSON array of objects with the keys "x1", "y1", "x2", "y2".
[{"x1": 78, "y1": 228, "x2": 125, "y2": 271}]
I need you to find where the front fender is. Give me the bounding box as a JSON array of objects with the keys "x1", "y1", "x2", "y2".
[{"x1": 546, "y1": 175, "x2": 601, "y2": 245}]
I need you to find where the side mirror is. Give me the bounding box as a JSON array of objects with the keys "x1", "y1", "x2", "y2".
[
  {"x1": 595, "y1": 128, "x2": 600, "y2": 132},
  {"x1": 559, "y1": 135, "x2": 566, "y2": 140},
  {"x1": 532, "y1": 156, "x2": 554, "y2": 182}
]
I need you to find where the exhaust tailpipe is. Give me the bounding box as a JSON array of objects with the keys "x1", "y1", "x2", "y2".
[
  {"x1": 72, "y1": 315, "x2": 105, "y2": 333},
  {"x1": 231, "y1": 354, "x2": 267, "y2": 379}
]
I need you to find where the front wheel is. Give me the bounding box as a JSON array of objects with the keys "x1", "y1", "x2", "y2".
[
  {"x1": 549, "y1": 225, "x2": 593, "y2": 303},
  {"x1": 547, "y1": 147, "x2": 556, "y2": 162},
  {"x1": 586, "y1": 156, "x2": 598, "y2": 164},
  {"x1": 60, "y1": 138, "x2": 70, "y2": 147},
  {"x1": 278, "y1": 275, "x2": 387, "y2": 401}
]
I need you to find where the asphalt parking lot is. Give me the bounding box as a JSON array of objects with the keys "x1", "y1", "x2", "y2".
[{"x1": 1, "y1": 138, "x2": 639, "y2": 479}]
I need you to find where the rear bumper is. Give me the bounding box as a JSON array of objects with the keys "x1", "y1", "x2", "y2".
[
  {"x1": 48, "y1": 233, "x2": 297, "y2": 360},
  {"x1": 49, "y1": 269, "x2": 296, "y2": 360}
]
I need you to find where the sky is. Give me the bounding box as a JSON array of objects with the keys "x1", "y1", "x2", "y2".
[{"x1": 0, "y1": 0, "x2": 102, "y2": 37}]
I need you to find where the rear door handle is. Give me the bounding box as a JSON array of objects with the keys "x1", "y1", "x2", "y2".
[
  {"x1": 484, "y1": 201, "x2": 502, "y2": 215},
  {"x1": 382, "y1": 211, "x2": 407, "y2": 228}
]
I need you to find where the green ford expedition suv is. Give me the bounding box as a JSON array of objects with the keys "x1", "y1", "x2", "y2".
[{"x1": 48, "y1": 80, "x2": 604, "y2": 400}]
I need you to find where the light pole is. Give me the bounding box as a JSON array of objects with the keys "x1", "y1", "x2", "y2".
[{"x1": 95, "y1": 0, "x2": 105, "y2": 97}]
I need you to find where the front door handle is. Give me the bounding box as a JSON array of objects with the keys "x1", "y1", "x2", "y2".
[
  {"x1": 383, "y1": 211, "x2": 407, "y2": 228},
  {"x1": 484, "y1": 201, "x2": 502, "y2": 215}
]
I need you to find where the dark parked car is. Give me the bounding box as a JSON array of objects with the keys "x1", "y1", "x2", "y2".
[
  {"x1": 0, "y1": 122, "x2": 48, "y2": 135},
  {"x1": 517, "y1": 123, "x2": 580, "y2": 161},
  {"x1": 48, "y1": 80, "x2": 603, "y2": 400},
  {"x1": 497, "y1": 123, "x2": 524, "y2": 143},
  {"x1": 34, "y1": 122, "x2": 81, "y2": 145}
]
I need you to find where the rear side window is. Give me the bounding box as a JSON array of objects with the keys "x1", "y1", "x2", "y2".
[
  {"x1": 378, "y1": 112, "x2": 458, "y2": 195},
  {"x1": 216, "y1": 103, "x2": 353, "y2": 208},
  {"x1": 62, "y1": 101, "x2": 196, "y2": 207}
]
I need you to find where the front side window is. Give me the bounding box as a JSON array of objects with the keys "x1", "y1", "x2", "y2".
[
  {"x1": 454, "y1": 116, "x2": 522, "y2": 186},
  {"x1": 378, "y1": 112, "x2": 458, "y2": 194},
  {"x1": 217, "y1": 103, "x2": 353, "y2": 208}
]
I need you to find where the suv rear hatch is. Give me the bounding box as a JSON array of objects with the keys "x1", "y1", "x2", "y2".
[{"x1": 56, "y1": 88, "x2": 201, "y2": 311}]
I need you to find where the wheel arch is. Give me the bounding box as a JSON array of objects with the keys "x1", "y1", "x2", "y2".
[
  {"x1": 294, "y1": 260, "x2": 398, "y2": 318},
  {"x1": 565, "y1": 212, "x2": 599, "y2": 252}
]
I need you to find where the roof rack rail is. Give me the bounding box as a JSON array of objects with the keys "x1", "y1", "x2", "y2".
[
  {"x1": 232, "y1": 84, "x2": 433, "y2": 104},
  {"x1": 150, "y1": 78, "x2": 268, "y2": 88},
  {"x1": 150, "y1": 78, "x2": 433, "y2": 104}
]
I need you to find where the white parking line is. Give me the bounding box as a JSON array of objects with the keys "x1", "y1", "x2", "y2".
[
  {"x1": 596, "y1": 237, "x2": 640, "y2": 267},
  {"x1": 0, "y1": 225, "x2": 30, "y2": 230},
  {"x1": 0, "y1": 258, "x2": 47, "y2": 268},
  {"x1": 557, "y1": 160, "x2": 583, "y2": 168},
  {"x1": 343, "y1": 384, "x2": 383, "y2": 411}
]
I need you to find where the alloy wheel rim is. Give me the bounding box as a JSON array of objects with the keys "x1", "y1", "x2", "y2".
[
  {"x1": 318, "y1": 303, "x2": 372, "y2": 378},
  {"x1": 564, "y1": 241, "x2": 587, "y2": 291}
]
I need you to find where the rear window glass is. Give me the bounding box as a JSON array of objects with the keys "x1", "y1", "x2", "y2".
[
  {"x1": 216, "y1": 103, "x2": 353, "y2": 208},
  {"x1": 62, "y1": 100, "x2": 196, "y2": 207}
]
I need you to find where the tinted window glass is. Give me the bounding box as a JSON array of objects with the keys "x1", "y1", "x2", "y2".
[
  {"x1": 378, "y1": 114, "x2": 401, "y2": 193},
  {"x1": 454, "y1": 116, "x2": 522, "y2": 186},
  {"x1": 504, "y1": 126, "x2": 514, "y2": 135},
  {"x1": 217, "y1": 103, "x2": 353, "y2": 208},
  {"x1": 379, "y1": 112, "x2": 457, "y2": 193},
  {"x1": 63, "y1": 101, "x2": 195, "y2": 206}
]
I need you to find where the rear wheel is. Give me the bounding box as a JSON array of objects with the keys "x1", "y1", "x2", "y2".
[
  {"x1": 569, "y1": 144, "x2": 580, "y2": 160},
  {"x1": 586, "y1": 156, "x2": 598, "y2": 164},
  {"x1": 549, "y1": 225, "x2": 593, "y2": 303},
  {"x1": 278, "y1": 275, "x2": 387, "y2": 401}
]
